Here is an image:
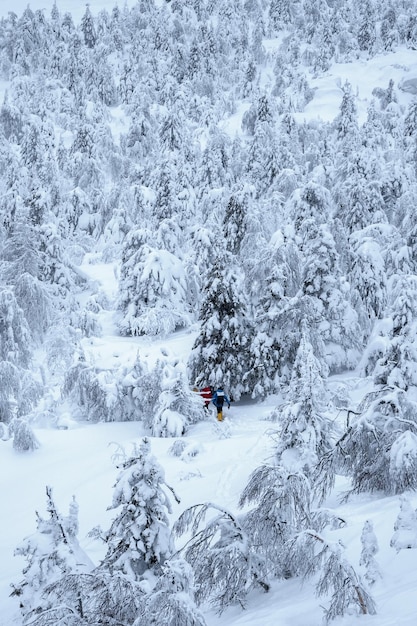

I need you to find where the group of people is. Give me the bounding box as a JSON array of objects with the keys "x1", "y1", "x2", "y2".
[{"x1": 195, "y1": 385, "x2": 231, "y2": 421}]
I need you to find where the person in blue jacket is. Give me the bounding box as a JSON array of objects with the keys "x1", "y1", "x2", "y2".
[{"x1": 212, "y1": 387, "x2": 231, "y2": 421}]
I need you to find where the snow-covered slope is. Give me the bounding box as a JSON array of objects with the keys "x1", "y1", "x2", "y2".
[
  {"x1": 1, "y1": 259, "x2": 417, "y2": 626},
  {"x1": 2, "y1": 2, "x2": 417, "y2": 625}
]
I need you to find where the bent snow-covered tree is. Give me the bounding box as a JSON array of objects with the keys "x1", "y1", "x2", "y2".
[
  {"x1": 287, "y1": 530, "x2": 376, "y2": 621},
  {"x1": 173, "y1": 502, "x2": 269, "y2": 613},
  {"x1": 238, "y1": 454, "x2": 376, "y2": 621},
  {"x1": 333, "y1": 388, "x2": 417, "y2": 496},
  {"x1": 133, "y1": 559, "x2": 207, "y2": 626},
  {"x1": 12, "y1": 487, "x2": 92, "y2": 619},
  {"x1": 334, "y1": 275, "x2": 417, "y2": 495}
]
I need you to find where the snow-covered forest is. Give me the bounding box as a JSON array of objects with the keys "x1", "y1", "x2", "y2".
[{"x1": 1, "y1": 0, "x2": 417, "y2": 624}]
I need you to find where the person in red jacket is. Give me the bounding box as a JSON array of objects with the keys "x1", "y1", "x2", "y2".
[{"x1": 199, "y1": 386, "x2": 213, "y2": 410}]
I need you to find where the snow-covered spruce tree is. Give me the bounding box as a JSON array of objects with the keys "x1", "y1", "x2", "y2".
[
  {"x1": 360, "y1": 520, "x2": 381, "y2": 585},
  {"x1": 118, "y1": 233, "x2": 191, "y2": 337},
  {"x1": 361, "y1": 98, "x2": 388, "y2": 152},
  {"x1": 245, "y1": 96, "x2": 282, "y2": 196},
  {"x1": 1, "y1": 217, "x2": 45, "y2": 289},
  {"x1": 0, "y1": 287, "x2": 43, "y2": 423},
  {"x1": 36, "y1": 222, "x2": 81, "y2": 310},
  {"x1": 399, "y1": 194, "x2": 417, "y2": 273},
  {"x1": 152, "y1": 160, "x2": 179, "y2": 223},
  {"x1": 373, "y1": 274, "x2": 417, "y2": 390},
  {"x1": 10, "y1": 417, "x2": 40, "y2": 452},
  {"x1": 336, "y1": 156, "x2": 387, "y2": 235},
  {"x1": 81, "y1": 6, "x2": 96, "y2": 49},
  {"x1": 390, "y1": 496, "x2": 417, "y2": 551},
  {"x1": 289, "y1": 180, "x2": 332, "y2": 236},
  {"x1": 0, "y1": 360, "x2": 42, "y2": 425},
  {"x1": 189, "y1": 220, "x2": 227, "y2": 283},
  {"x1": 357, "y1": 0, "x2": 377, "y2": 55},
  {"x1": 155, "y1": 215, "x2": 187, "y2": 257},
  {"x1": 380, "y1": 7, "x2": 399, "y2": 51},
  {"x1": 284, "y1": 182, "x2": 359, "y2": 373},
  {"x1": 258, "y1": 288, "x2": 327, "y2": 387},
  {"x1": 405, "y1": 12, "x2": 417, "y2": 48},
  {"x1": 159, "y1": 108, "x2": 188, "y2": 156},
  {"x1": 124, "y1": 103, "x2": 157, "y2": 159},
  {"x1": 248, "y1": 230, "x2": 302, "y2": 397},
  {"x1": 348, "y1": 231, "x2": 387, "y2": 335},
  {"x1": 173, "y1": 503, "x2": 269, "y2": 613},
  {"x1": 100, "y1": 438, "x2": 176, "y2": 580},
  {"x1": 130, "y1": 358, "x2": 166, "y2": 429},
  {"x1": 197, "y1": 125, "x2": 231, "y2": 192},
  {"x1": 338, "y1": 149, "x2": 387, "y2": 233},
  {"x1": 12, "y1": 487, "x2": 92, "y2": 619},
  {"x1": 152, "y1": 359, "x2": 206, "y2": 437},
  {"x1": 268, "y1": 0, "x2": 294, "y2": 34},
  {"x1": 311, "y1": 12, "x2": 335, "y2": 76},
  {"x1": 14, "y1": 272, "x2": 52, "y2": 343},
  {"x1": 271, "y1": 321, "x2": 336, "y2": 487},
  {"x1": 333, "y1": 80, "x2": 360, "y2": 153},
  {"x1": 133, "y1": 559, "x2": 207, "y2": 626},
  {"x1": 188, "y1": 253, "x2": 252, "y2": 400},
  {"x1": 298, "y1": 215, "x2": 361, "y2": 373},
  {"x1": 360, "y1": 266, "x2": 416, "y2": 376},
  {"x1": 403, "y1": 98, "x2": 417, "y2": 162},
  {"x1": 0, "y1": 287, "x2": 32, "y2": 368},
  {"x1": 223, "y1": 186, "x2": 249, "y2": 257},
  {"x1": 0, "y1": 91, "x2": 23, "y2": 141}
]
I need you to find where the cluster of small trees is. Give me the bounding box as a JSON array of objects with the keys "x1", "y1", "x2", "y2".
[
  {"x1": 12, "y1": 439, "x2": 206, "y2": 626},
  {"x1": 62, "y1": 351, "x2": 206, "y2": 436},
  {"x1": 13, "y1": 432, "x2": 417, "y2": 624}
]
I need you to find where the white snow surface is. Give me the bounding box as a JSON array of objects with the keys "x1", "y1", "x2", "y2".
[{"x1": 295, "y1": 48, "x2": 417, "y2": 125}]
